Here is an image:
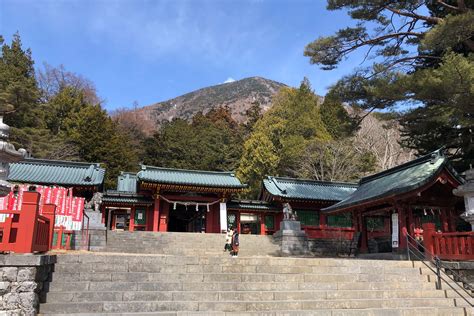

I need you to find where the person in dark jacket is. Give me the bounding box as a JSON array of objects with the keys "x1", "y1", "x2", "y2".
[{"x1": 231, "y1": 230, "x2": 239, "y2": 257}]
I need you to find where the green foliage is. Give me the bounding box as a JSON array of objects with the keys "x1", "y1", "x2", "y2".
[
  {"x1": 236, "y1": 130, "x2": 279, "y2": 198},
  {"x1": 0, "y1": 33, "x2": 42, "y2": 127},
  {"x1": 64, "y1": 104, "x2": 138, "y2": 188},
  {"x1": 237, "y1": 79, "x2": 332, "y2": 196},
  {"x1": 10, "y1": 127, "x2": 79, "y2": 161},
  {"x1": 307, "y1": 1, "x2": 474, "y2": 171},
  {"x1": 44, "y1": 86, "x2": 88, "y2": 135},
  {"x1": 400, "y1": 52, "x2": 474, "y2": 168},
  {"x1": 143, "y1": 107, "x2": 243, "y2": 172},
  {"x1": 422, "y1": 11, "x2": 474, "y2": 53},
  {"x1": 320, "y1": 95, "x2": 356, "y2": 139}
]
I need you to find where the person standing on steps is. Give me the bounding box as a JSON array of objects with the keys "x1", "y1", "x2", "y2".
[
  {"x1": 224, "y1": 226, "x2": 233, "y2": 253},
  {"x1": 231, "y1": 229, "x2": 239, "y2": 257}
]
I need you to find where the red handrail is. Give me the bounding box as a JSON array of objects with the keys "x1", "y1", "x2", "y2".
[
  {"x1": 422, "y1": 223, "x2": 474, "y2": 261},
  {"x1": 0, "y1": 192, "x2": 56, "y2": 253}
]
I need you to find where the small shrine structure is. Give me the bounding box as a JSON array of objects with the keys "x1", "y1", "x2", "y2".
[{"x1": 323, "y1": 150, "x2": 466, "y2": 253}]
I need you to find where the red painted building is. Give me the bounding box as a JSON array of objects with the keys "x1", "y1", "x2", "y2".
[{"x1": 323, "y1": 150, "x2": 467, "y2": 253}]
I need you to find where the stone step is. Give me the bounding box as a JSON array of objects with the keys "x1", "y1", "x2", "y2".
[
  {"x1": 52, "y1": 263, "x2": 429, "y2": 275},
  {"x1": 43, "y1": 289, "x2": 465, "y2": 303},
  {"x1": 38, "y1": 307, "x2": 470, "y2": 316},
  {"x1": 50, "y1": 272, "x2": 429, "y2": 283},
  {"x1": 38, "y1": 298, "x2": 463, "y2": 314},
  {"x1": 54, "y1": 254, "x2": 424, "y2": 268},
  {"x1": 46, "y1": 281, "x2": 442, "y2": 292}
]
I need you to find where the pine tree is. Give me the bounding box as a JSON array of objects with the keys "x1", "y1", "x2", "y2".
[{"x1": 0, "y1": 33, "x2": 42, "y2": 127}]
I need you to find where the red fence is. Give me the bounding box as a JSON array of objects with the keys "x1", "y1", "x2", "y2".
[
  {"x1": 51, "y1": 226, "x2": 74, "y2": 250},
  {"x1": 422, "y1": 223, "x2": 474, "y2": 261},
  {"x1": 0, "y1": 191, "x2": 56, "y2": 253},
  {"x1": 304, "y1": 226, "x2": 354, "y2": 240}
]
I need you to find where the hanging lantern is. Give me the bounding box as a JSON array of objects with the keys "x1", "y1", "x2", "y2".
[
  {"x1": 195, "y1": 203, "x2": 199, "y2": 212},
  {"x1": 423, "y1": 209, "x2": 427, "y2": 216},
  {"x1": 206, "y1": 204, "x2": 210, "y2": 212},
  {"x1": 173, "y1": 202, "x2": 177, "y2": 210}
]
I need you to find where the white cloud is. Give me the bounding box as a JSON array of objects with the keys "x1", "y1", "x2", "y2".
[{"x1": 223, "y1": 77, "x2": 236, "y2": 84}]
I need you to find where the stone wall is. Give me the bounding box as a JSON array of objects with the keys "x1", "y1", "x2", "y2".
[
  {"x1": 441, "y1": 260, "x2": 474, "y2": 290},
  {"x1": 0, "y1": 254, "x2": 56, "y2": 315},
  {"x1": 308, "y1": 238, "x2": 352, "y2": 256}
]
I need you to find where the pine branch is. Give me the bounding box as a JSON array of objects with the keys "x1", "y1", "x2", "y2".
[
  {"x1": 436, "y1": 0, "x2": 463, "y2": 11},
  {"x1": 384, "y1": 7, "x2": 443, "y2": 24}
]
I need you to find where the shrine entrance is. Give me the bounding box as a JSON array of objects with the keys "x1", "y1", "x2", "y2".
[{"x1": 167, "y1": 204, "x2": 206, "y2": 233}]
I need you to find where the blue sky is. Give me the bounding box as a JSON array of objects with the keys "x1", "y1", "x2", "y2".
[{"x1": 1, "y1": 0, "x2": 364, "y2": 111}]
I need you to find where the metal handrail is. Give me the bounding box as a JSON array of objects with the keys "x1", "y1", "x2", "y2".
[{"x1": 405, "y1": 233, "x2": 473, "y2": 307}]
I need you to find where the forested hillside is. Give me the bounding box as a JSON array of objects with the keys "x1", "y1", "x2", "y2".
[{"x1": 114, "y1": 77, "x2": 286, "y2": 135}]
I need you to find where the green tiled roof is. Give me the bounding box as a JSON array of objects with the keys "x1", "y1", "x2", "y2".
[
  {"x1": 262, "y1": 176, "x2": 358, "y2": 201},
  {"x1": 137, "y1": 165, "x2": 246, "y2": 189},
  {"x1": 117, "y1": 172, "x2": 138, "y2": 193},
  {"x1": 227, "y1": 200, "x2": 279, "y2": 212},
  {"x1": 323, "y1": 150, "x2": 463, "y2": 213},
  {"x1": 102, "y1": 191, "x2": 153, "y2": 205},
  {"x1": 8, "y1": 158, "x2": 105, "y2": 187}
]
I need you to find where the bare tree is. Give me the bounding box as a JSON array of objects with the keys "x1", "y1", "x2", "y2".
[
  {"x1": 295, "y1": 140, "x2": 371, "y2": 182},
  {"x1": 353, "y1": 111, "x2": 414, "y2": 171},
  {"x1": 37, "y1": 63, "x2": 101, "y2": 104}
]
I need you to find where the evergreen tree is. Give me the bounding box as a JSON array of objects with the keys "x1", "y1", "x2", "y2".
[
  {"x1": 64, "y1": 104, "x2": 137, "y2": 188},
  {"x1": 237, "y1": 79, "x2": 331, "y2": 196},
  {"x1": 0, "y1": 33, "x2": 42, "y2": 127},
  {"x1": 305, "y1": 1, "x2": 474, "y2": 170},
  {"x1": 236, "y1": 130, "x2": 279, "y2": 198},
  {"x1": 142, "y1": 107, "x2": 244, "y2": 172}
]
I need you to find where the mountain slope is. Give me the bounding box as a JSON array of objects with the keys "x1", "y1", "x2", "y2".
[{"x1": 123, "y1": 77, "x2": 286, "y2": 134}]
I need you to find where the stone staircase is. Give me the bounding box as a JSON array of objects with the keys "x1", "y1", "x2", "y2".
[
  {"x1": 104, "y1": 231, "x2": 282, "y2": 257},
  {"x1": 39, "y1": 252, "x2": 472, "y2": 315}
]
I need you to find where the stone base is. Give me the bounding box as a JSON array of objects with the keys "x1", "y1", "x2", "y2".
[
  {"x1": 440, "y1": 260, "x2": 474, "y2": 290},
  {"x1": 84, "y1": 210, "x2": 106, "y2": 230},
  {"x1": 82, "y1": 210, "x2": 107, "y2": 251},
  {"x1": 0, "y1": 254, "x2": 56, "y2": 315},
  {"x1": 274, "y1": 221, "x2": 309, "y2": 256},
  {"x1": 88, "y1": 229, "x2": 107, "y2": 252}
]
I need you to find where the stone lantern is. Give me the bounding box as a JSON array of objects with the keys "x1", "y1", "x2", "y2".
[
  {"x1": 0, "y1": 115, "x2": 27, "y2": 197},
  {"x1": 453, "y1": 168, "x2": 474, "y2": 231}
]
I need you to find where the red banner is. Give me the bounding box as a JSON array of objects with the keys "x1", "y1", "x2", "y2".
[{"x1": 0, "y1": 185, "x2": 85, "y2": 230}]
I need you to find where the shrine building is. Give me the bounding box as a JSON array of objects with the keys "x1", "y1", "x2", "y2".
[
  {"x1": 7, "y1": 158, "x2": 105, "y2": 199},
  {"x1": 323, "y1": 149, "x2": 467, "y2": 253},
  {"x1": 100, "y1": 166, "x2": 362, "y2": 236},
  {"x1": 101, "y1": 166, "x2": 247, "y2": 233},
  {"x1": 260, "y1": 176, "x2": 360, "y2": 239}
]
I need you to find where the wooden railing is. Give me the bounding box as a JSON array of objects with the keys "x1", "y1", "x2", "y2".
[
  {"x1": 0, "y1": 192, "x2": 56, "y2": 253},
  {"x1": 303, "y1": 226, "x2": 354, "y2": 240},
  {"x1": 422, "y1": 223, "x2": 474, "y2": 261},
  {"x1": 52, "y1": 226, "x2": 74, "y2": 250}
]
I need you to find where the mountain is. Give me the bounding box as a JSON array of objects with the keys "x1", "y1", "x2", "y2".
[{"x1": 115, "y1": 77, "x2": 286, "y2": 134}]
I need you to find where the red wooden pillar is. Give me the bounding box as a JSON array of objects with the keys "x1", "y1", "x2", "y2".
[
  {"x1": 440, "y1": 208, "x2": 449, "y2": 232},
  {"x1": 153, "y1": 195, "x2": 160, "y2": 232},
  {"x1": 101, "y1": 205, "x2": 106, "y2": 224},
  {"x1": 422, "y1": 223, "x2": 436, "y2": 260},
  {"x1": 448, "y1": 208, "x2": 456, "y2": 232},
  {"x1": 129, "y1": 206, "x2": 135, "y2": 232},
  {"x1": 42, "y1": 204, "x2": 56, "y2": 249},
  {"x1": 359, "y1": 211, "x2": 368, "y2": 253},
  {"x1": 260, "y1": 214, "x2": 265, "y2": 235},
  {"x1": 17, "y1": 192, "x2": 41, "y2": 253},
  {"x1": 206, "y1": 205, "x2": 213, "y2": 233},
  {"x1": 408, "y1": 206, "x2": 415, "y2": 236},
  {"x1": 159, "y1": 201, "x2": 169, "y2": 232},
  {"x1": 398, "y1": 207, "x2": 407, "y2": 251}
]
